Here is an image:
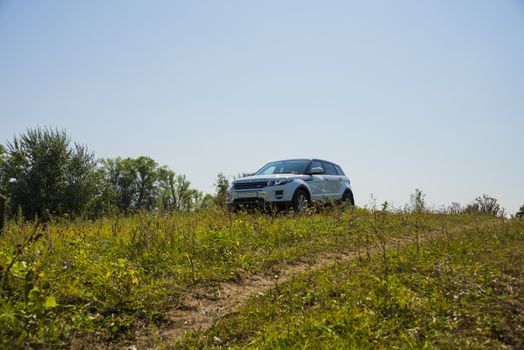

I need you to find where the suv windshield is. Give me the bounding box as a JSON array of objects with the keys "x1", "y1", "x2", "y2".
[{"x1": 255, "y1": 160, "x2": 310, "y2": 175}]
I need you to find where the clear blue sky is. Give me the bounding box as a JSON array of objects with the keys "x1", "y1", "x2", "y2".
[{"x1": 1, "y1": 1, "x2": 523, "y2": 213}]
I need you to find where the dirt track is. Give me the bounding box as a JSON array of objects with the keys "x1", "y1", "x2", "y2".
[
  {"x1": 160, "y1": 249, "x2": 362, "y2": 341},
  {"x1": 130, "y1": 224, "x2": 481, "y2": 349}
]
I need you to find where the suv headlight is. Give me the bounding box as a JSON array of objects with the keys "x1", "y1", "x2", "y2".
[{"x1": 267, "y1": 179, "x2": 293, "y2": 186}]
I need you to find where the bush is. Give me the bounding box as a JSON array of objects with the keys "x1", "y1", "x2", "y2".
[
  {"x1": 516, "y1": 205, "x2": 524, "y2": 220},
  {"x1": 409, "y1": 188, "x2": 425, "y2": 212},
  {"x1": 464, "y1": 194, "x2": 505, "y2": 217},
  {"x1": 0, "y1": 128, "x2": 98, "y2": 219}
]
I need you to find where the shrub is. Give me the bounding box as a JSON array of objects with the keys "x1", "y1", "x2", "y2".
[
  {"x1": 409, "y1": 188, "x2": 425, "y2": 213},
  {"x1": 0, "y1": 128, "x2": 98, "y2": 219},
  {"x1": 516, "y1": 205, "x2": 524, "y2": 220},
  {"x1": 464, "y1": 194, "x2": 504, "y2": 217}
]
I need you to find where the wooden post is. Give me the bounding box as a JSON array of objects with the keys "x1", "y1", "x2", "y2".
[{"x1": 0, "y1": 194, "x2": 6, "y2": 234}]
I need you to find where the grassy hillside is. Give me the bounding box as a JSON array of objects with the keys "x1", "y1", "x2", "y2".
[
  {"x1": 177, "y1": 219, "x2": 524, "y2": 349},
  {"x1": 0, "y1": 208, "x2": 516, "y2": 348}
]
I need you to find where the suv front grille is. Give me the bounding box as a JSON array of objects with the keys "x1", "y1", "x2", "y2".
[{"x1": 233, "y1": 181, "x2": 267, "y2": 190}]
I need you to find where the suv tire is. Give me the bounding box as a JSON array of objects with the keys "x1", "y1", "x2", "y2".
[
  {"x1": 342, "y1": 190, "x2": 355, "y2": 206},
  {"x1": 292, "y1": 189, "x2": 309, "y2": 213}
]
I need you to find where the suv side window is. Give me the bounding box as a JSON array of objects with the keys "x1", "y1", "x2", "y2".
[
  {"x1": 334, "y1": 165, "x2": 345, "y2": 176},
  {"x1": 308, "y1": 160, "x2": 324, "y2": 173},
  {"x1": 322, "y1": 162, "x2": 338, "y2": 175}
]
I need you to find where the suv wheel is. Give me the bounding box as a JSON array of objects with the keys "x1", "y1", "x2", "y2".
[
  {"x1": 292, "y1": 189, "x2": 309, "y2": 213},
  {"x1": 342, "y1": 191, "x2": 355, "y2": 206}
]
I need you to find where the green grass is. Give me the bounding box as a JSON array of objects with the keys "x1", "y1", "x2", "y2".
[
  {"x1": 176, "y1": 219, "x2": 524, "y2": 349},
  {"x1": 0, "y1": 208, "x2": 507, "y2": 348}
]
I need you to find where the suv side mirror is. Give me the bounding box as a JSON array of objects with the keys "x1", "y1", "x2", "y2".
[{"x1": 309, "y1": 167, "x2": 324, "y2": 175}]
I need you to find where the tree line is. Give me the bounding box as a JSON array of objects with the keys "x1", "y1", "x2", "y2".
[
  {"x1": 0, "y1": 128, "x2": 221, "y2": 220},
  {"x1": 1, "y1": 127, "x2": 522, "y2": 222}
]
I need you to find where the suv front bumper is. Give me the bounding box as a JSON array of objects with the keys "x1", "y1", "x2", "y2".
[{"x1": 226, "y1": 185, "x2": 295, "y2": 208}]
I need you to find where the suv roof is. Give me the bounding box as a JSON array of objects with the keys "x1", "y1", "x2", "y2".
[{"x1": 273, "y1": 158, "x2": 341, "y2": 167}]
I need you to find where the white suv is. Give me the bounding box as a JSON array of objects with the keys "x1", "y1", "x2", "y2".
[{"x1": 226, "y1": 159, "x2": 354, "y2": 211}]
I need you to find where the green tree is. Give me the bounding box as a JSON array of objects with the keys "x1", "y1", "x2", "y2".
[
  {"x1": 86, "y1": 167, "x2": 119, "y2": 217},
  {"x1": 101, "y1": 157, "x2": 203, "y2": 213},
  {"x1": 0, "y1": 144, "x2": 5, "y2": 167},
  {"x1": 133, "y1": 156, "x2": 158, "y2": 210},
  {"x1": 101, "y1": 156, "x2": 159, "y2": 211},
  {"x1": 101, "y1": 158, "x2": 136, "y2": 212},
  {"x1": 158, "y1": 168, "x2": 208, "y2": 212},
  {"x1": 200, "y1": 193, "x2": 216, "y2": 210},
  {"x1": 157, "y1": 166, "x2": 177, "y2": 210},
  {"x1": 174, "y1": 174, "x2": 192, "y2": 212},
  {"x1": 62, "y1": 144, "x2": 100, "y2": 216},
  {"x1": 214, "y1": 172, "x2": 229, "y2": 207},
  {"x1": 515, "y1": 205, "x2": 524, "y2": 220},
  {"x1": 188, "y1": 188, "x2": 203, "y2": 211},
  {"x1": 0, "y1": 144, "x2": 6, "y2": 194},
  {"x1": 0, "y1": 128, "x2": 97, "y2": 219},
  {"x1": 410, "y1": 188, "x2": 426, "y2": 213}
]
